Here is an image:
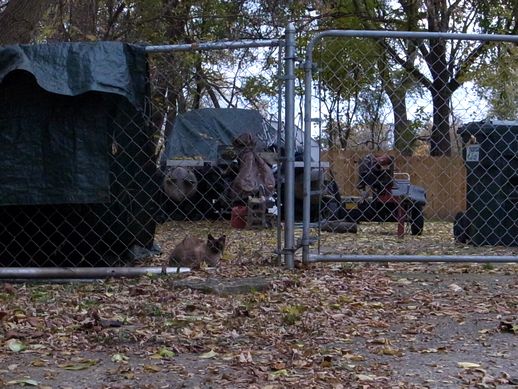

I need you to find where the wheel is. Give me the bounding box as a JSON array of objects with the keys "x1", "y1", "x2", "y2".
[
  {"x1": 453, "y1": 211, "x2": 469, "y2": 243},
  {"x1": 410, "y1": 204, "x2": 424, "y2": 235}
]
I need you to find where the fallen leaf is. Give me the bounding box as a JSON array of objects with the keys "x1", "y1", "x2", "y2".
[
  {"x1": 111, "y1": 353, "x2": 129, "y2": 363},
  {"x1": 343, "y1": 353, "x2": 365, "y2": 361},
  {"x1": 271, "y1": 361, "x2": 286, "y2": 370},
  {"x1": 6, "y1": 379, "x2": 38, "y2": 386},
  {"x1": 269, "y1": 369, "x2": 288, "y2": 379},
  {"x1": 6, "y1": 339, "x2": 26, "y2": 353},
  {"x1": 30, "y1": 360, "x2": 47, "y2": 367},
  {"x1": 151, "y1": 347, "x2": 175, "y2": 359},
  {"x1": 377, "y1": 347, "x2": 402, "y2": 356},
  {"x1": 25, "y1": 317, "x2": 42, "y2": 327},
  {"x1": 238, "y1": 351, "x2": 253, "y2": 363},
  {"x1": 200, "y1": 350, "x2": 218, "y2": 359},
  {"x1": 58, "y1": 359, "x2": 98, "y2": 370},
  {"x1": 458, "y1": 362, "x2": 481, "y2": 369},
  {"x1": 356, "y1": 374, "x2": 376, "y2": 381},
  {"x1": 143, "y1": 364, "x2": 161, "y2": 373},
  {"x1": 499, "y1": 321, "x2": 518, "y2": 334},
  {"x1": 448, "y1": 283, "x2": 463, "y2": 293}
]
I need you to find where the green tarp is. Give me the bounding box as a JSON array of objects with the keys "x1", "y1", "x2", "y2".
[
  {"x1": 0, "y1": 42, "x2": 158, "y2": 266},
  {"x1": 163, "y1": 108, "x2": 277, "y2": 161},
  {"x1": 0, "y1": 41, "x2": 146, "y2": 108},
  {"x1": 0, "y1": 42, "x2": 148, "y2": 206}
]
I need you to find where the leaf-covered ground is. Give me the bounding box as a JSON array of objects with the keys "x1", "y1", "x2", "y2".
[{"x1": 1, "y1": 221, "x2": 517, "y2": 388}]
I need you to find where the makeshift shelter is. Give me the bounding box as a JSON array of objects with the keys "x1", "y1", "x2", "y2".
[
  {"x1": 159, "y1": 108, "x2": 279, "y2": 221},
  {"x1": 161, "y1": 108, "x2": 278, "y2": 162},
  {"x1": 0, "y1": 42, "x2": 160, "y2": 266}
]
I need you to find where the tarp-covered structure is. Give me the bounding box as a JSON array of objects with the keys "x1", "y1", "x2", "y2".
[
  {"x1": 0, "y1": 42, "x2": 160, "y2": 266},
  {"x1": 161, "y1": 108, "x2": 278, "y2": 162},
  {"x1": 159, "y1": 109, "x2": 279, "y2": 221},
  {"x1": 159, "y1": 108, "x2": 331, "y2": 222}
]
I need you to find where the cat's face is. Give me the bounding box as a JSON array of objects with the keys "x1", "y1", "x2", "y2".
[{"x1": 207, "y1": 234, "x2": 226, "y2": 253}]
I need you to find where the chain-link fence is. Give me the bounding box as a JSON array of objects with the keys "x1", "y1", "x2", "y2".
[
  {"x1": 3, "y1": 30, "x2": 516, "y2": 271},
  {"x1": 0, "y1": 39, "x2": 286, "y2": 269},
  {"x1": 300, "y1": 31, "x2": 518, "y2": 264}
]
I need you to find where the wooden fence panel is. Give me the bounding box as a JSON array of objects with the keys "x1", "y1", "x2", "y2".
[{"x1": 324, "y1": 151, "x2": 466, "y2": 221}]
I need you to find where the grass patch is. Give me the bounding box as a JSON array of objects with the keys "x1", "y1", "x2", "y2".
[{"x1": 281, "y1": 304, "x2": 307, "y2": 325}]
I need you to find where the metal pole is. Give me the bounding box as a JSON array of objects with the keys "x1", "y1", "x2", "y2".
[
  {"x1": 309, "y1": 254, "x2": 518, "y2": 263},
  {"x1": 301, "y1": 32, "x2": 315, "y2": 265},
  {"x1": 276, "y1": 42, "x2": 284, "y2": 266},
  {"x1": 0, "y1": 267, "x2": 190, "y2": 279},
  {"x1": 283, "y1": 23, "x2": 296, "y2": 269},
  {"x1": 145, "y1": 39, "x2": 283, "y2": 53},
  {"x1": 307, "y1": 30, "x2": 518, "y2": 43}
]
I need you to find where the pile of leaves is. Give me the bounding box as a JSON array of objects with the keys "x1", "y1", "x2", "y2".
[{"x1": 0, "y1": 220, "x2": 517, "y2": 388}]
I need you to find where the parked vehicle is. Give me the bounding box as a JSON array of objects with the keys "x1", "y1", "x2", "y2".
[
  {"x1": 324, "y1": 154, "x2": 427, "y2": 235},
  {"x1": 159, "y1": 108, "x2": 340, "y2": 222}
]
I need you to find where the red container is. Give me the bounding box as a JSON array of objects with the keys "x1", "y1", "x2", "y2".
[{"x1": 231, "y1": 205, "x2": 247, "y2": 229}]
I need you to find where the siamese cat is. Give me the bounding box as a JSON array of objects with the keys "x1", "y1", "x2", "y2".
[{"x1": 169, "y1": 234, "x2": 226, "y2": 269}]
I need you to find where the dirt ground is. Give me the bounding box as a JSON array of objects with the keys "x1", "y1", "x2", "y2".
[{"x1": 1, "y1": 221, "x2": 517, "y2": 388}]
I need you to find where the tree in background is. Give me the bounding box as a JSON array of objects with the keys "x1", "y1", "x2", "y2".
[
  {"x1": 473, "y1": 0, "x2": 518, "y2": 120},
  {"x1": 310, "y1": 1, "x2": 387, "y2": 151},
  {"x1": 310, "y1": 0, "x2": 517, "y2": 156},
  {"x1": 475, "y1": 45, "x2": 518, "y2": 120},
  {"x1": 1, "y1": 0, "x2": 515, "y2": 153},
  {"x1": 317, "y1": 36, "x2": 382, "y2": 150},
  {"x1": 310, "y1": 0, "x2": 425, "y2": 156},
  {"x1": 0, "y1": 0, "x2": 53, "y2": 44}
]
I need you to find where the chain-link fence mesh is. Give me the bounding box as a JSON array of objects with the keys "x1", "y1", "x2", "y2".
[
  {"x1": 303, "y1": 33, "x2": 518, "y2": 260},
  {"x1": 0, "y1": 42, "x2": 283, "y2": 268}
]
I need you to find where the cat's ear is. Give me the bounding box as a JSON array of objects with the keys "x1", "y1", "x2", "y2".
[{"x1": 208, "y1": 234, "x2": 215, "y2": 241}]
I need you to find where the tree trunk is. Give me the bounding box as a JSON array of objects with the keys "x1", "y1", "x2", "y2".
[
  {"x1": 427, "y1": 37, "x2": 452, "y2": 156},
  {"x1": 193, "y1": 59, "x2": 204, "y2": 109},
  {"x1": 424, "y1": 1, "x2": 453, "y2": 156},
  {"x1": 156, "y1": 0, "x2": 189, "y2": 143},
  {"x1": 430, "y1": 83, "x2": 452, "y2": 156},
  {"x1": 388, "y1": 89, "x2": 413, "y2": 156},
  {"x1": 70, "y1": 0, "x2": 97, "y2": 39},
  {"x1": 0, "y1": 0, "x2": 52, "y2": 44}
]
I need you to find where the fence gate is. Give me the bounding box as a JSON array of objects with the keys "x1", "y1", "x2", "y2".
[
  {"x1": 145, "y1": 38, "x2": 292, "y2": 272},
  {"x1": 300, "y1": 31, "x2": 518, "y2": 265},
  {"x1": 0, "y1": 34, "x2": 294, "y2": 275}
]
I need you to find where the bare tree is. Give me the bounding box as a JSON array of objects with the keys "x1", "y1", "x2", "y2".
[
  {"x1": 69, "y1": 0, "x2": 97, "y2": 39},
  {"x1": 0, "y1": 0, "x2": 53, "y2": 44}
]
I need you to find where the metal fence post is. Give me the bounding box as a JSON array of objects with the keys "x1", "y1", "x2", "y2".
[
  {"x1": 283, "y1": 23, "x2": 296, "y2": 269},
  {"x1": 301, "y1": 36, "x2": 315, "y2": 265}
]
